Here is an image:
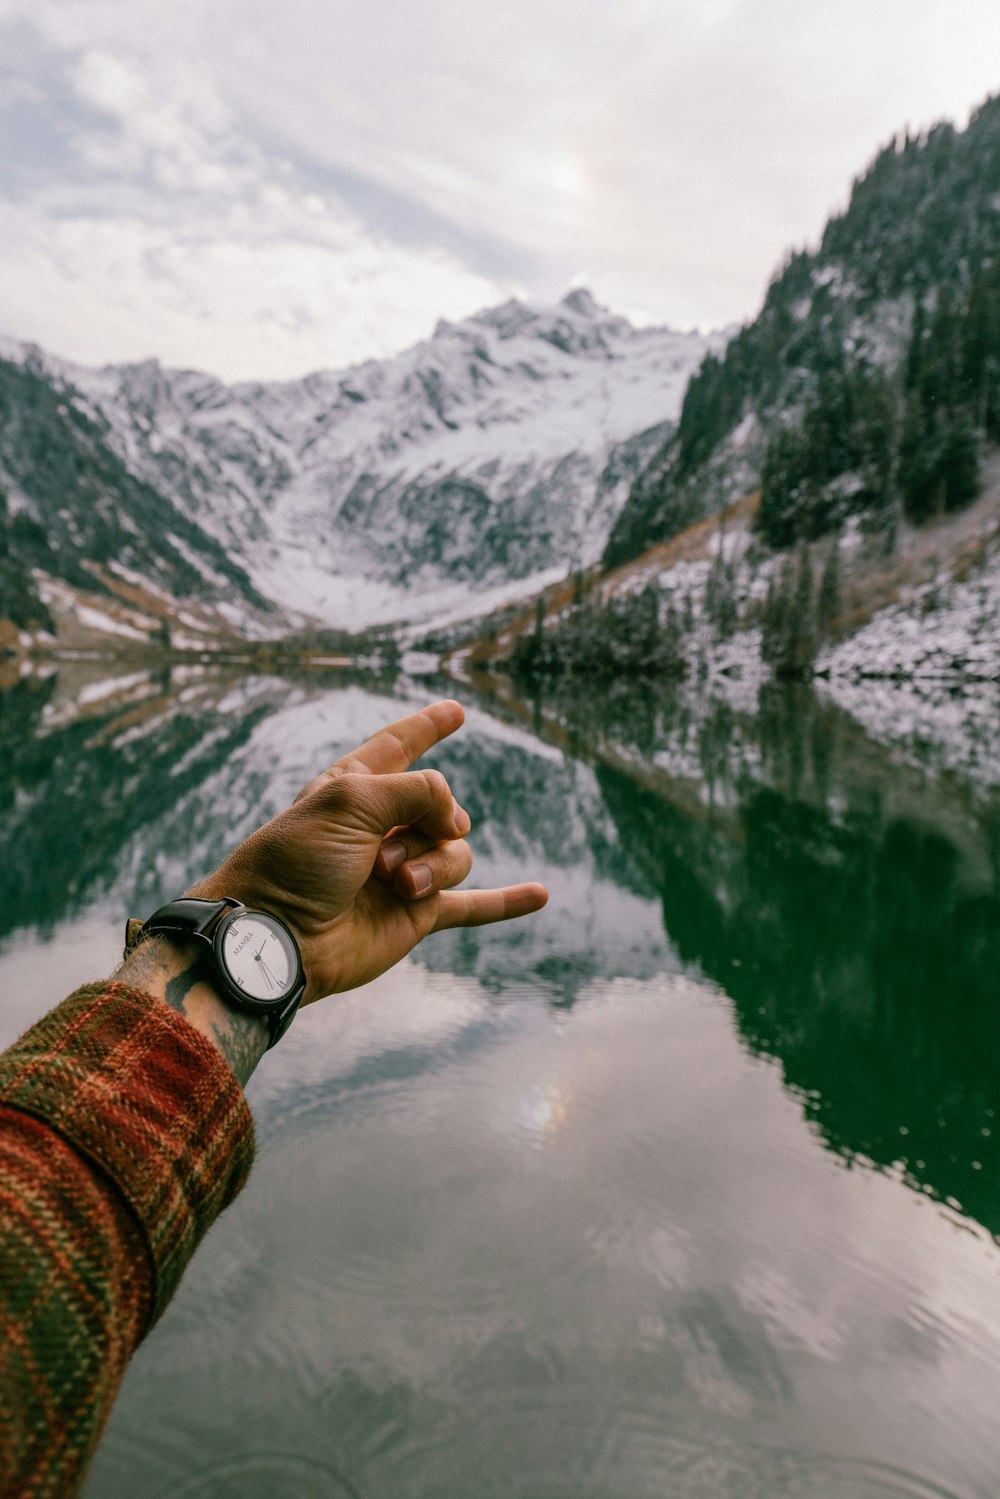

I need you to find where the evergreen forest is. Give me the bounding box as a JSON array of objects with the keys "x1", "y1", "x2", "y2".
[{"x1": 604, "y1": 94, "x2": 1000, "y2": 570}]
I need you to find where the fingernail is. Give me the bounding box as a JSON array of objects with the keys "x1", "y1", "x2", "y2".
[
  {"x1": 407, "y1": 862, "x2": 432, "y2": 895},
  {"x1": 453, "y1": 799, "x2": 472, "y2": 834},
  {"x1": 381, "y1": 839, "x2": 406, "y2": 871}
]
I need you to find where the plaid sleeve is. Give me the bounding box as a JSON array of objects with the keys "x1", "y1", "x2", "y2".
[{"x1": 0, "y1": 981, "x2": 255, "y2": 1497}]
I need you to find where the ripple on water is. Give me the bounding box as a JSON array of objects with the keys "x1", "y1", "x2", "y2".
[
  {"x1": 248, "y1": 1098, "x2": 599, "y2": 1321},
  {"x1": 349, "y1": 1378, "x2": 972, "y2": 1499},
  {"x1": 638, "y1": 1450, "x2": 970, "y2": 1499},
  {"x1": 158, "y1": 1452, "x2": 360, "y2": 1499},
  {"x1": 577, "y1": 1409, "x2": 972, "y2": 1499},
  {"x1": 299, "y1": 1210, "x2": 593, "y2": 1321}
]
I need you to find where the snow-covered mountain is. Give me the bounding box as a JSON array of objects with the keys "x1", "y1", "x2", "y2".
[{"x1": 1, "y1": 290, "x2": 722, "y2": 635}]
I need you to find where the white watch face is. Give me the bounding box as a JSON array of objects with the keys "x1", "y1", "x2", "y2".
[{"x1": 221, "y1": 912, "x2": 298, "y2": 1002}]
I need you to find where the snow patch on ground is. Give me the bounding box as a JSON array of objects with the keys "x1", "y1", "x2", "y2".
[
  {"x1": 75, "y1": 607, "x2": 150, "y2": 642},
  {"x1": 821, "y1": 565, "x2": 1000, "y2": 682},
  {"x1": 166, "y1": 534, "x2": 233, "y2": 590}
]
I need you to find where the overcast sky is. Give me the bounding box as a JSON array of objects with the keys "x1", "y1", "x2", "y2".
[{"x1": 1, "y1": 0, "x2": 998, "y2": 382}]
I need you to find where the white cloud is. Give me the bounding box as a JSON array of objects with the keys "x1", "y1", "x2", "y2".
[
  {"x1": 0, "y1": 28, "x2": 505, "y2": 377},
  {"x1": 1, "y1": 0, "x2": 999, "y2": 375},
  {"x1": 195, "y1": 0, "x2": 1000, "y2": 330},
  {"x1": 73, "y1": 49, "x2": 143, "y2": 115},
  {"x1": 0, "y1": 194, "x2": 503, "y2": 380}
]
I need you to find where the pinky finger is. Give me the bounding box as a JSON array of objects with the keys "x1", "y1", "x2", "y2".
[{"x1": 432, "y1": 882, "x2": 548, "y2": 931}]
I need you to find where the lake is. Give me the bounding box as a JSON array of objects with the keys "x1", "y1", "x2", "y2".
[{"x1": 2, "y1": 663, "x2": 999, "y2": 1499}]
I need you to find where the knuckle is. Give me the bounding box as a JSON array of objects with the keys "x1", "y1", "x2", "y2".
[
  {"x1": 388, "y1": 832, "x2": 421, "y2": 866},
  {"x1": 422, "y1": 768, "x2": 451, "y2": 802},
  {"x1": 383, "y1": 728, "x2": 409, "y2": 759},
  {"x1": 454, "y1": 839, "x2": 473, "y2": 869},
  {"x1": 317, "y1": 770, "x2": 363, "y2": 810}
]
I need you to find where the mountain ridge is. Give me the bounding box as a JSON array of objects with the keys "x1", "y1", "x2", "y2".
[{"x1": 0, "y1": 291, "x2": 722, "y2": 643}]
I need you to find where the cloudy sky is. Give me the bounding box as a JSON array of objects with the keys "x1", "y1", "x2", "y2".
[{"x1": 1, "y1": 0, "x2": 999, "y2": 382}]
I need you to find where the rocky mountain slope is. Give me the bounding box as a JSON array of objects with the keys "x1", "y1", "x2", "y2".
[
  {"x1": 0, "y1": 291, "x2": 721, "y2": 644},
  {"x1": 0, "y1": 352, "x2": 274, "y2": 641}
]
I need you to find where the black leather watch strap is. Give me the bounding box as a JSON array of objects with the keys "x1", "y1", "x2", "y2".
[
  {"x1": 137, "y1": 896, "x2": 239, "y2": 944},
  {"x1": 124, "y1": 896, "x2": 305, "y2": 1049},
  {"x1": 123, "y1": 897, "x2": 237, "y2": 958}
]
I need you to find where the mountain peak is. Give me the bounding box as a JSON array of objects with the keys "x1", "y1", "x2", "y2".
[
  {"x1": 560, "y1": 288, "x2": 605, "y2": 319},
  {"x1": 467, "y1": 297, "x2": 537, "y2": 339}
]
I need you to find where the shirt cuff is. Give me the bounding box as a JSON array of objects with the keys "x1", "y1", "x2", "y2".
[{"x1": 0, "y1": 981, "x2": 255, "y2": 1325}]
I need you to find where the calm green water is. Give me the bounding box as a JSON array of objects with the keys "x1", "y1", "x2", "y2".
[{"x1": 2, "y1": 666, "x2": 1000, "y2": 1498}]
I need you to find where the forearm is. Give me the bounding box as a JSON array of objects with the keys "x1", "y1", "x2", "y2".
[
  {"x1": 0, "y1": 1103, "x2": 151, "y2": 1497},
  {"x1": 0, "y1": 978, "x2": 255, "y2": 1495},
  {"x1": 0, "y1": 696, "x2": 544, "y2": 1494}
]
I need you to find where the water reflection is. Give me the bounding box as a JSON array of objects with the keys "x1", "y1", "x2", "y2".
[
  {"x1": 0, "y1": 669, "x2": 270, "y2": 938},
  {"x1": 90, "y1": 971, "x2": 1000, "y2": 1499},
  {"x1": 487, "y1": 675, "x2": 1000, "y2": 1237},
  {"x1": 3, "y1": 665, "x2": 1000, "y2": 1234},
  {"x1": 2, "y1": 664, "x2": 1000, "y2": 1498}
]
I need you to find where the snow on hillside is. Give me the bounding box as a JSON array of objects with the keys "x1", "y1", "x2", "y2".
[
  {"x1": 0, "y1": 293, "x2": 722, "y2": 632},
  {"x1": 637, "y1": 495, "x2": 1000, "y2": 787},
  {"x1": 816, "y1": 539, "x2": 1000, "y2": 789},
  {"x1": 819, "y1": 561, "x2": 1000, "y2": 681}
]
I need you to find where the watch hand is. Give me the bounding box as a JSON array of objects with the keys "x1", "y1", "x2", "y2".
[
  {"x1": 257, "y1": 958, "x2": 279, "y2": 993},
  {"x1": 251, "y1": 950, "x2": 276, "y2": 992}
]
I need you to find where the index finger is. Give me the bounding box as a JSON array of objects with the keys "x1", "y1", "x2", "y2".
[
  {"x1": 333, "y1": 700, "x2": 465, "y2": 776},
  {"x1": 296, "y1": 700, "x2": 467, "y2": 802}
]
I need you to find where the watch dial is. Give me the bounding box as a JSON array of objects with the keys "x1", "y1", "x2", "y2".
[{"x1": 222, "y1": 913, "x2": 297, "y2": 1002}]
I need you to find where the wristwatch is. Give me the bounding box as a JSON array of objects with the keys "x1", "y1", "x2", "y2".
[{"x1": 124, "y1": 896, "x2": 306, "y2": 1049}]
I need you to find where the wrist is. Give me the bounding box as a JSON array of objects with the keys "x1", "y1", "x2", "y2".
[
  {"x1": 122, "y1": 892, "x2": 305, "y2": 1066},
  {"x1": 119, "y1": 933, "x2": 269, "y2": 1087}
]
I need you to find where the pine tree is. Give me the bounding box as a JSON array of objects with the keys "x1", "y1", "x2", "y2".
[
  {"x1": 940, "y1": 409, "x2": 980, "y2": 511},
  {"x1": 760, "y1": 425, "x2": 811, "y2": 548},
  {"x1": 662, "y1": 602, "x2": 684, "y2": 673},
  {"x1": 898, "y1": 387, "x2": 938, "y2": 521},
  {"x1": 818, "y1": 539, "x2": 842, "y2": 639},
  {"x1": 762, "y1": 549, "x2": 817, "y2": 677},
  {"x1": 761, "y1": 559, "x2": 793, "y2": 666},
  {"x1": 705, "y1": 548, "x2": 739, "y2": 639},
  {"x1": 789, "y1": 544, "x2": 817, "y2": 674},
  {"x1": 533, "y1": 595, "x2": 545, "y2": 638}
]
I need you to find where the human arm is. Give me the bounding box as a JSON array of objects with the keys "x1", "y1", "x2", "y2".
[
  {"x1": 0, "y1": 698, "x2": 547, "y2": 1494},
  {"x1": 0, "y1": 980, "x2": 255, "y2": 1497}
]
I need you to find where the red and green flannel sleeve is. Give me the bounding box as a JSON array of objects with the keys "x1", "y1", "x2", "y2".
[{"x1": 0, "y1": 981, "x2": 255, "y2": 1498}]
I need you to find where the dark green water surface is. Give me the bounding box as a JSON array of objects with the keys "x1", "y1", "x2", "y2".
[{"x1": 2, "y1": 666, "x2": 1000, "y2": 1498}]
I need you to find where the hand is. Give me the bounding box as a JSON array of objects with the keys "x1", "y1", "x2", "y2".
[{"x1": 187, "y1": 700, "x2": 547, "y2": 1004}]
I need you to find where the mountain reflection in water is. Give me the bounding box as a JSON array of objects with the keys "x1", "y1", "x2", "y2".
[{"x1": 2, "y1": 665, "x2": 999, "y2": 1499}]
